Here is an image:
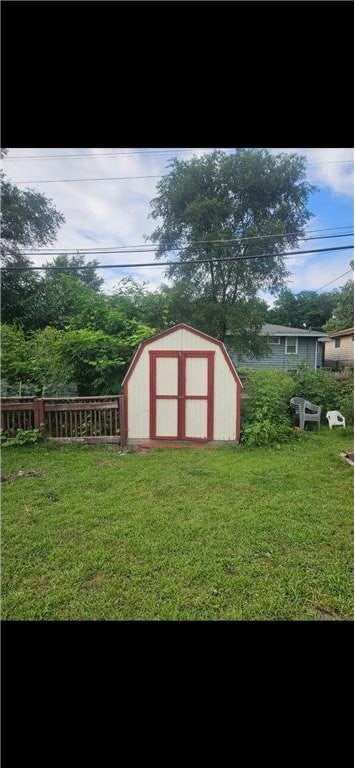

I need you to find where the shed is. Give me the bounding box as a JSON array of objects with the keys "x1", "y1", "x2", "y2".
[{"x1": 122, "y1": 323, "x2": 243, "y2": 445}]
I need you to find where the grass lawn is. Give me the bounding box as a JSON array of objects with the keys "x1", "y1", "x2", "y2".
[{"x1": 1, "y1": 428, "x2": 353, "y2": 621}]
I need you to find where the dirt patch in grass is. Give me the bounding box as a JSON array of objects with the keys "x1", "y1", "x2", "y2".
[
  {"x1": 82, "y1": 573, "x2": 107, "y2": 591},
  {"x1": 316, "y1": 606, "x2": 341, "y2": 620},
  {"x1": 1, "y1": 470, "x2": 45, "y2": 484}
]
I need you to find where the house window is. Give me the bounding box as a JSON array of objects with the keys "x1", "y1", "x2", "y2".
[
  {"x1": 334, "y1": 337, "x2": 341, "y2": 348},
  {"x1": 285, "y1": 337, "x2": 298, "y2": 354},
  {"x1": 270, "y1": 337, "x2": 280, "y2": 345}
]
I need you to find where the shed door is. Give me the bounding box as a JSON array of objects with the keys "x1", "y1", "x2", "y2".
[{"x1": 149, "y1": 351, "x2": 214, "y2": 441}]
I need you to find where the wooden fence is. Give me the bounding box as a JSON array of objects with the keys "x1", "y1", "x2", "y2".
[{"x1": 1, "y1": 396, "x2": 126, "y2": 445}]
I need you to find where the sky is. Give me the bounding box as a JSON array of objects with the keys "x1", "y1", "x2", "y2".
[{"x1": 2, "y1": 147, "x2": 354, "y2": 306}]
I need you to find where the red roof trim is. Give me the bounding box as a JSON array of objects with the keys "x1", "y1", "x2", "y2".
[{"x1": 122, "y1": 323, "x2": 243, "y2": 389}]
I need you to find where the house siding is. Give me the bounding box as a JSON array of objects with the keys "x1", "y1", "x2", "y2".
[
  {"x1": 324, "y1": 334, "x2": 354, "y2": 367},
  {"x1": 228, "y1": 336, "x2": 321, "y2": 371}
]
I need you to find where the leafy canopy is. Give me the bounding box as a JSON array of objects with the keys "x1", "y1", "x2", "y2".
[
  {"x1": 149, "y1": 149, "x2": 315, "y2": 343},
  {"x1": 1, "y1": 177, "x2": 65, "y2": 327}
]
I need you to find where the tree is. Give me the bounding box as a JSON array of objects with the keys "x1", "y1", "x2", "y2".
[
  {"x1": 323, "y1": 273, "x2": 354, "y2": 333},
  {"x1": 110, "y1": 277, "x2": 170, "y2": 330},
  {"x1": 44, "y1": 253, "x2": 103, "y2": 292},
  {"x1": 149, "y1": 149, "x2": 315, "y2": 346},
  {"x1": 0, "y1": 319, "x2": 155, "y2": 396},
  {"x1": 1, "y1": 179, "x2": 64, "y2": 259},
  {"x1": 157, "y1": 280, "x2": 270, "y2": 354},
  {"x1": 1, "y1": 178, "x2": 65, "y2": 328},
  {"x1": 268, "y1": 289, "x2": 336, "y2": 330},
  {"x1": 0, "y1": 324, "x2": 32, "y2": 394}
]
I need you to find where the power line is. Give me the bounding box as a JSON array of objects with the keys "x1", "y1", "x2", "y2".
[
  {"x1": 21, "y1": 224, "x2": 354, "y2": 254},
  {"x1": 18, "y1": 231, "x2": 354, "y2": 257},
  {"x1": 10, "y1": 160, "x2": 354, "y2": 185},
  {"x1": 4, "y1": 149, "x2": 202, "y2": 160},
  {"x1": 308, "y1": 160, "x2": 353, "y2": 166},
  {"x1": 3, "y1": 149, "x2": 353, "y2": 165},
  {"x1": 315, "y1": 269, "x2": 353, "y2": 292},
  {"x1": 14, "y1": 174, "x2": 161, "y2": 184},
  {"x1": 2, "y1": 245, "x2": 354, "y2": 271}
]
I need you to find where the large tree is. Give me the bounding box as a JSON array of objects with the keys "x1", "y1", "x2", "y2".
[
  {"x1": 43, "y1": 253, "x2": 104, "y2": 292},
  {"x1": 268, "y1": 288, "x2": 337, "y2": 330},
  {"x1": 149, "y1": 149, "x2": 315, "y2": 347},
  {"x1": 1, "y1": 176, "x2": 65, "y2": 327}
]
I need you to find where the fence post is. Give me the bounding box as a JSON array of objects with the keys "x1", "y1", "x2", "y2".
[
  {"x1": 119, "y1": 395, "x2": 126, "y2": 447},
  {"x1": 34, "y1": 398, "x2": 46, "y2": 435}
]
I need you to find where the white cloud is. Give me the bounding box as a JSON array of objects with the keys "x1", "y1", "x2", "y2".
[
  {"x1": 269, "y1": 147, "x2": 354, "y2": 197},
  {"x1": 289, "y1": 262, "x2": 353, "y2": 293}
]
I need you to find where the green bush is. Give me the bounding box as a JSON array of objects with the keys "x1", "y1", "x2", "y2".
[
  {"x1": 239, "y1": 365, "x2": 354, "y2": 446},
  {"x1": 242, "y1": 418, "x2": 294, "y2": 447},
  {"x1": 241, "y1": 369, "x2": 295, "y2": 446},
  {"x1": 1, "y1": 428, "x2": 42, "y2": 448},
  {"x1": 290, "y1": 364, "x2": 354, "y2": 424}
]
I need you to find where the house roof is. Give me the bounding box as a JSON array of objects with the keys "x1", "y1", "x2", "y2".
[
  {"x1": 326, "y1": 327, "x2": 354, "y2": 338},
  {"x1": 122, "y1": 323, "x2": 243, "y2": 388},
  {"x1": 260, "y1": 323, "x2": 328, "y2": 338}
]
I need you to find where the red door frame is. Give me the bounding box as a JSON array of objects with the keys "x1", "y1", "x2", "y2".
[{"x1": 149, "y1": 350, "x2": 214, "y2": 441}]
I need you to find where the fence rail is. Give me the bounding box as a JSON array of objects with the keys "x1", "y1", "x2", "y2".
[{"x1": 1, "y1": 396, "x2": 126, "y2": 445}]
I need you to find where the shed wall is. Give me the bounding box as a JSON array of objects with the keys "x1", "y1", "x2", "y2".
[{"x1": 127, "y1": 328, "x2": 237, "y2": 440}]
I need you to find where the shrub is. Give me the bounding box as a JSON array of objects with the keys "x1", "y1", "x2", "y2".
[
  {"x1": 1, "y1": 428, "x2": 42, "y2": 448},
  {"x1": 241, "y1": 369, "x2": 295, "y2": 446},
  {"x1": 290, "y1": 364, "x2": 353, "y2": 423},
  {"x1": 336, "y1": 375, "x2": 354, "y2": 424},
  {"x1": 242, "y1": 418, "x2": 294, "y2": 448}
]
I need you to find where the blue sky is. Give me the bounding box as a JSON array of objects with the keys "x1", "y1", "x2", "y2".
[{"x1": 3, "y1": 147, "x2": 353, "y2": 305}]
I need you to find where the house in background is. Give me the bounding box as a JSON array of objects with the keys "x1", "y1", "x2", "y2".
[
  {"x1": 324, "y1": 327, "x2": 354, "y2": 369},
  {"x1": 228, "y1": 323, "x2": 329, "y2": 371}
]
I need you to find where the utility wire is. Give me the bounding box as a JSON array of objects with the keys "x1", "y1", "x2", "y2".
[
  {"x1": 10, "y1": 160, "x2": 354, "y2": 185},
  {"x1": 315, "y1": 269, "x2": 353, "y2": 292},
  {"x1": 18, "y1": 231, "x2": 354, "y2": 257},
  {"x1": 2, "y1": 245, "x2": 354, "y2": 271},
  {"x1": 309, "y1": 160, "x2": 353, "y2": 166},
  {"x1": 20, "y1": 224, "x2": 355, "y2": 254},
  {"x1": 4, "y1": 149, "x2": 203, "y2": 160},
  {"x1": 13, "y1": 174, "x2": 161, "y2": 184},
  {"x1": 3, "y1": 149, "x2": 353, "y2": 165}
]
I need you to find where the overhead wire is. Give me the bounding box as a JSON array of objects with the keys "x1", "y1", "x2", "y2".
[
  {"x1": 20, "y1": 224, "x2": 353, "y2": 255},
  {"x1": 3, "y1": 148, "x2": 204, "y2": 160},
  {"x1": 18, "y1": 231, "x2": 354, "y2": 257},
  {"x1": 2, "y1": 244, "x2": 354, "y2": 271},
  {"x1": 10, "y1": 158, "x2": 354, "y2": 185},
  {"x1": 20, "y1": 232, "x2": 354, "y2": 256},
  {"x1": 315, "y1": 269, "x2": 353, "y2": 292}
]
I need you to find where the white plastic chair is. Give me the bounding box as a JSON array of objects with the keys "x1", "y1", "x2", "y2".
[{"x1": 326, "y1": 410, "x2": 346, "y2": 429}]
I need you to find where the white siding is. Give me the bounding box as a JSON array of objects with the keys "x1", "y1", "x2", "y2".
[
  {"x1": 156, "y1": 357, "x2": 178, "y2": 395},
  {"x1": 185, "y1": 399, "x2": 207, "y2": 438},
  {"x1": 156, "y1": 399, "x2": 178, "y2": 437},
  {"x1": 127, "y1": 327, "x2": 238, "y2": 441},
  {"x1": 185, "y1": 357, "x2": 208, "y2": 395}
]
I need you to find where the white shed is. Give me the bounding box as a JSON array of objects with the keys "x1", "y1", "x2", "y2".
[{"x1": 122, "y1": 323, "x2": 243, "y2": 445}]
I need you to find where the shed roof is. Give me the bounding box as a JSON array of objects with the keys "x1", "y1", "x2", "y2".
[{"x1": 123, "y1": 323, "x2": 243, "y2": 388}]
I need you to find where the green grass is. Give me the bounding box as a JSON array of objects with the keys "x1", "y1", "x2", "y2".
[{"x1": 1, "y1": 428, "x2": 353, "y2": 620}]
